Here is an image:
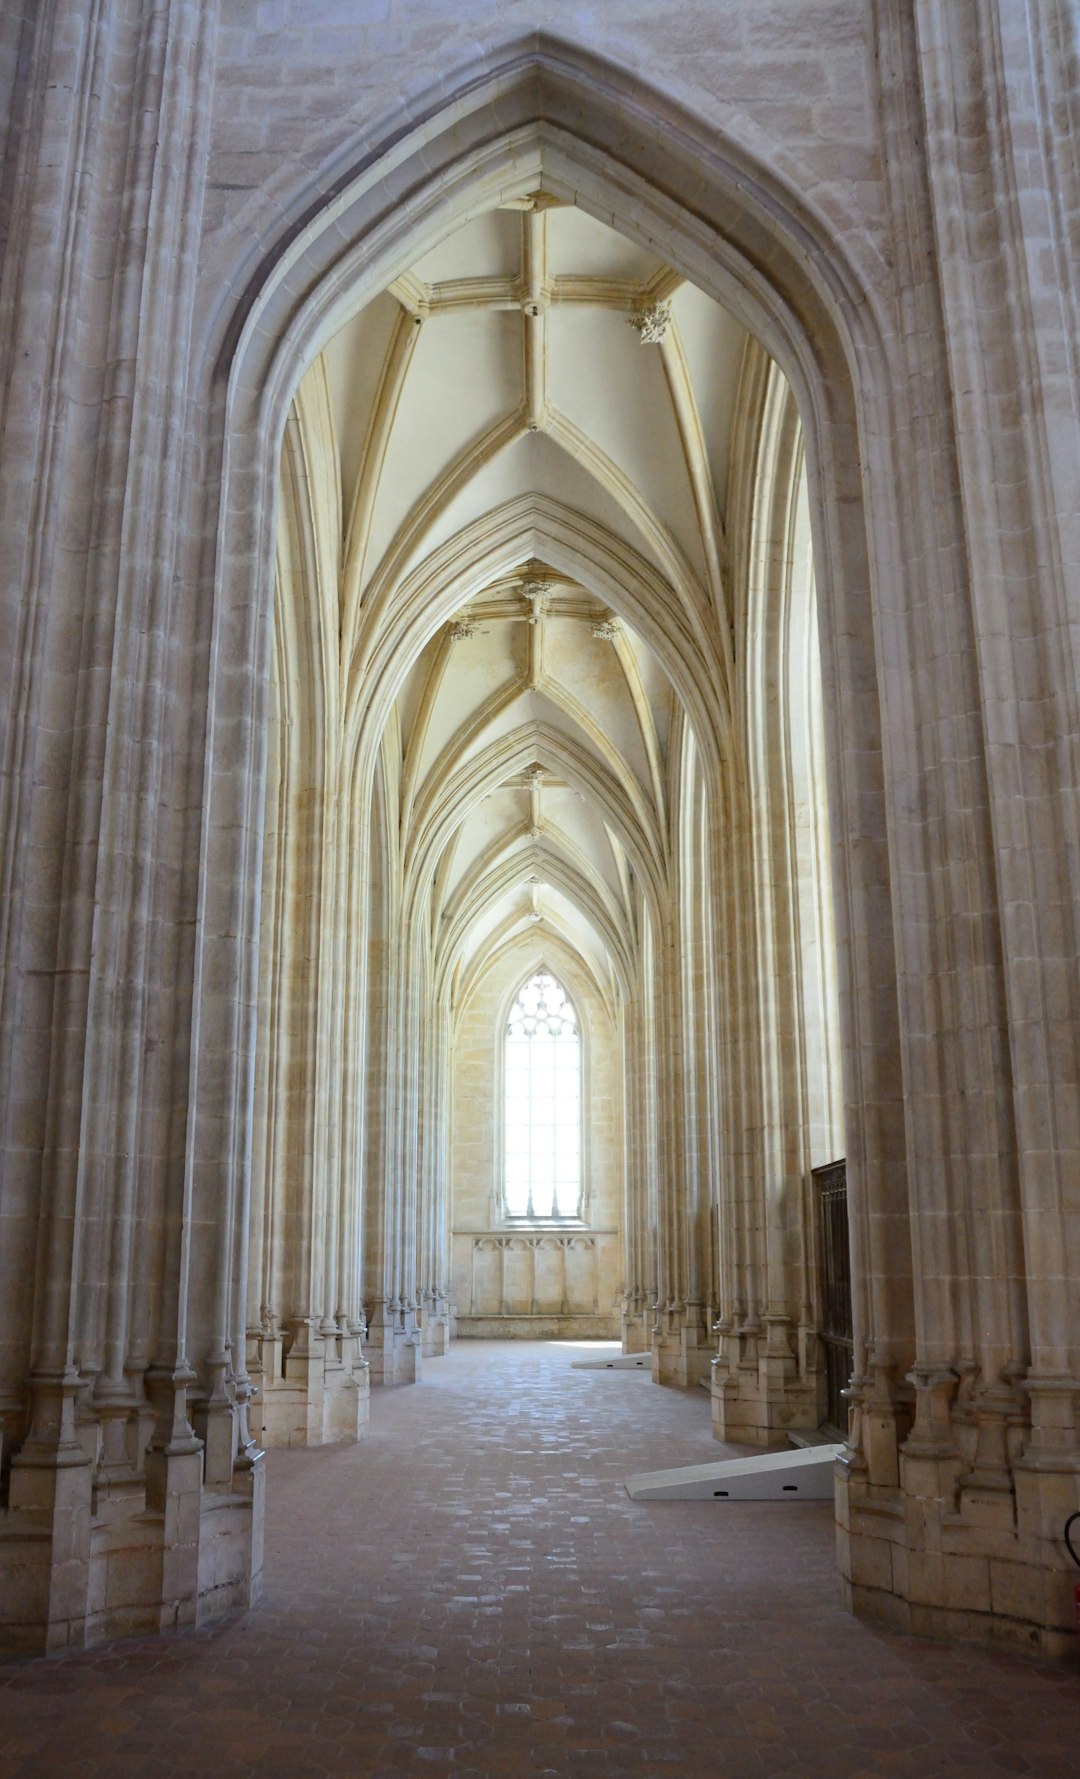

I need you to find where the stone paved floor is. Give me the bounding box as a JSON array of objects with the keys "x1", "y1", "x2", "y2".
[{"x1": 2, "y1": 1340, "x2": 1080, "y2": 1779}]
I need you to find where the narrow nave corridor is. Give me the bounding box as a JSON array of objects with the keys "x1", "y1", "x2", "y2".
[
  {"x1": 2, "y1": 1344, "x2": 1079, "y2": 1779},
  {"x1": 7, "y1": 4, "x2": 1080, "y2": 1671}
]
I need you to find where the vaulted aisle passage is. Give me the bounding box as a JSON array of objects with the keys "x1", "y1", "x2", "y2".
[
  {"x1": 2, "y1": 1344, "x2": 1079, "y2": 1779},
  {"x1": 5, "y1": 2, "x2": 1080, "y2": 1669}
]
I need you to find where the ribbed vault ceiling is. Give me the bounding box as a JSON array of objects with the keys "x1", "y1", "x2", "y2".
[{"x1": 284, "y1": 196, "x2": 753, "y2": 1013}]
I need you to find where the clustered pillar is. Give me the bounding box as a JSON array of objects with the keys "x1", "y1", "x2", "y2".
[{"x1": 1, "y1": 0, "x2": 1078, "y2": 1666}]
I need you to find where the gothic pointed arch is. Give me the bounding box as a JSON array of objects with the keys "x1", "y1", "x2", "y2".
[{"x1": 186, "y1": 31, "x2": 914, "y2": 1643}]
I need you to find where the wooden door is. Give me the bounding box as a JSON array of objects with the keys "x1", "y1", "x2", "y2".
[{"x1": 813, "y1": 1160, "x2": 852, "y2": 1437}]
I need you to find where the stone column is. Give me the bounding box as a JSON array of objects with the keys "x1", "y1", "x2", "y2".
[
  {"x1": 0, "y1": 0, "x2": 269, "y2": 1652},
  {"x1": 836, "y1": 0, "x2": 1080, "y2": 1657}
]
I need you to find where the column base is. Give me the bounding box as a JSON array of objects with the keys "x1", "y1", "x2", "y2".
[
  {"x1": 258, "y1": 1325, "x2": 370, "y2": 1447},
  {"x1": 710, "y1": 1352, "x2": 822, "y2": 1444},
  {"x1": 420, "y1": 1294, "x2": 451, "y2": 1357},
  {"x1": 365, "y1": 1319, "x2": 422, "y2": 1386},
  {"x1": 0, "y1": 1448, "x2": 265, "y2": 1656},
  {"x1": 621, "y1": 1299, "x2": 652, "y2": 1354},
  {"x1": 836, "y1": 1452, "x2": 1080, "y2": 1662},
  {"x1": 196, "y1": 1461, "x2": 265, "y2": 1627},
  {"x1": 651, "y1": 1310, "x2": 712, "y2": 1387},
  {"x1": 421, "y1": 1315, "x2": 450, "y2": 1358},
  {"x1": 835, "y1": 1365, "x2": 1080, "y2": 1663}
]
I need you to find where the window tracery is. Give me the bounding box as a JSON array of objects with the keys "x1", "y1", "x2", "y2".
[{"x1": 504, "y1": 971, "x2": 581, "y2": 1220}]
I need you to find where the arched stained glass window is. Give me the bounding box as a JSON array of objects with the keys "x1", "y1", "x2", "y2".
[{"x1": 504, "y1": 971, "x2": 581, "y2": 1219}]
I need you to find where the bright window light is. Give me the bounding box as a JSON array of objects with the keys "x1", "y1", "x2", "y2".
[{"x1": 505, "y1": 971, "x2": 581, "y2": 1219}]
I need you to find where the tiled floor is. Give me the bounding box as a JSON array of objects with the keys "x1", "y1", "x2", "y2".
[{"x1": 2, "y1": 1341, "x2": 1080, "y2": 1779}]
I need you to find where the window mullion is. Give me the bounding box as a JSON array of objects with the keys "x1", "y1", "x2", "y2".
[
  {"x1": 505, "y1": 971, "x2": 580, "y2": 1225},
  {"x1": 526, "y1": 1049, "x2": 534, "y2": 1221}
]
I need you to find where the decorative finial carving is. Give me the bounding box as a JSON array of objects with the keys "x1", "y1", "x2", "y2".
[
  {"x1": 447, "y1": 617, "x2": 477, "y2": 641},
  {"x1": 591, "y1": 615, "x2": 620, "y2": 641},
  {"x1": 525, "y1": 764, "x2": 546, "y2": 785},
  {"x1": 526, "y1": 873, "x2": 542, "y2": 921},
  {"x1": 628, "y1": 300, "x2": 672, "y2": 345},
  {"x1": 520, "y1": 577, "x2": 550, "y2": 624}
]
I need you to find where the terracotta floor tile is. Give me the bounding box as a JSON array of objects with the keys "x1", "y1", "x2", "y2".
[{"x1": 2, "y1": 1342, "x2": 1080, "y2": 1777}]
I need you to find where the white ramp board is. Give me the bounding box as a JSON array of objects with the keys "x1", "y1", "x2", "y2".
[
  {"x1": 625, "y1": 1442, "x2": 843, "y2": 1501},
  {"x1": 572, "y1": 1352, "x2": 650, "y2": 1370}
]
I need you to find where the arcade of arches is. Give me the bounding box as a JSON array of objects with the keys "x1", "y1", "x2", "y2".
[
  {"x1": 256, "y1": 198, "x2": 842, "y2": 1413},
  {"x1": 1, "y1": 0, "x2": 1079, "y2": 1671}
]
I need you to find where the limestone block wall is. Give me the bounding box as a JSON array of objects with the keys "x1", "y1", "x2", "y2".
[
  {"x1": 450, "y1": 944, "x2": 623, "y2": 1338},
  {"x1": 452, "y1": 1232, "x2": 621, "y2": 1339}
]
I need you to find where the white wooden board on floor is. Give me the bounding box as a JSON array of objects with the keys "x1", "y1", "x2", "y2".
[
  {"x1": 572, "y1": 1352, "x2": 650, "y2": 1370},
  {"x1": 625, "y1": 1442, "x2": 843, "y2": 1501}
]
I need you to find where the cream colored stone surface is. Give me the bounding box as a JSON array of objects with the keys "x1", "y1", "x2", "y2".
[
  {"x1": 450, "y1": 947, "x2": 623, "y2": 1338},
  {"x1": 0, "y1": 0, "x2": 1078, "y2": 1660}
]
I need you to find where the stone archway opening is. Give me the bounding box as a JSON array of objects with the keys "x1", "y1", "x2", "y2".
[
  {"x1": 0, "y1": 42, "x2": 915, "y2": 1658},
  {"x1": 4, "y1": 13, "x2": 1076, "y2": 1669},
  {"x1": 242, "y1": 152, "x2": 855, "y2": 1452}
]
